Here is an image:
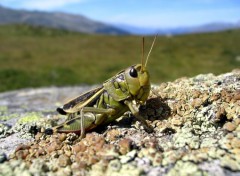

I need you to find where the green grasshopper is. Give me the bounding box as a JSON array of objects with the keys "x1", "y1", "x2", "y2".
[{"x1": 45, "y1": 36, "x2": 157, "y2": 140}]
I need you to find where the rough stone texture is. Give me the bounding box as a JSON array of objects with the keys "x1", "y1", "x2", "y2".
[{"x1": 0, "y1": 70, "x2": 239, "y2": 176}]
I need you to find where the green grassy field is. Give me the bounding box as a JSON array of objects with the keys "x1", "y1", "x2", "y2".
[{"x1": 0, "y1": 24, "x2": 239, "y2": 92}]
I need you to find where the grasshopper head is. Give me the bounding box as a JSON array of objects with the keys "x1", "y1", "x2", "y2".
[
  {"x1": 125, "y1": 36, "x2": 157, "y2": 104},
  {"x1": 125, "y1": 64, "x2": 150, "y2": 104}
]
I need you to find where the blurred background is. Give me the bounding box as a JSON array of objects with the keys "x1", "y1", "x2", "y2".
[{"x1": 0, "y1": 0, "x2": 239, "y2": 92}]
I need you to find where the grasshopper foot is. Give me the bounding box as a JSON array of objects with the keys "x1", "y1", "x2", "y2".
[
  {"x1": 45, "y1": 128, "x2": 53, "y2": 135},
  {"x1": 145, "y1": 125, "x2": 154, "y2": 133}
]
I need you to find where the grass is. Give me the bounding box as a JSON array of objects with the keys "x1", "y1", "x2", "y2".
[{"x1": 0, "y1": 24, "x2": 239, "y2": 92}]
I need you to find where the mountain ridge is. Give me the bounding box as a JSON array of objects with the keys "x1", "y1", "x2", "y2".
[
  {"x1": 0, "y1": 5, "x2": 239, "y2": 35},
  {"x1": 113, "y1": 21, "x2": 240, "y2": 35},
  {"x1": 0, "y1": 5, "x2": 129, "y2": 35}
]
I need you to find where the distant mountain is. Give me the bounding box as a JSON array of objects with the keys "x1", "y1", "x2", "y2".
[
  {"x1": 159, "y1": 22, "x2": 240, "y2": 35},
  {"x1": 0, "y1": 5, "x2": 129, "y2": 35},
  {"x1": 1, "y1": 5, "x2": 239, "y2": 36},
  {"x1": 114, "y1": 21, "x2": 240, "y2": 35},
  {"x1": 111, "y1": 24, "x2": 158, "y2": 35}
]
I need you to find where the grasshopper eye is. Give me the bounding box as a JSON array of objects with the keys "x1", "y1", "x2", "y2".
[{"x1": 129, "y1": 67, "x2": 138, "y2": 78}]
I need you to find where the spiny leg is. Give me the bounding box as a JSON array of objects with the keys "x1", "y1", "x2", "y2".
[
  {"x1": 45, "y1": 107, "x2": 116, "y2": 141},
  {"x1": 75, "y1": 107, "x2": 116, "y2": 141},
  {"x1": 79, "y1": 108, "x2": 85, "y2": 140}
]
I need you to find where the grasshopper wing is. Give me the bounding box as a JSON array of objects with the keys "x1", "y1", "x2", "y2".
[{"x1": 57, "y1": 86, "x2": 104, "y2": 114}]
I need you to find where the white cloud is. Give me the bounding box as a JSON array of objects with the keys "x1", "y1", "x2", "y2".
[
  {"x1": 2, "y1": 0, "x2": 86, "y2": 10},
  {"x1": 25, "y1": 0, "x2": 86, "y2": 10}
]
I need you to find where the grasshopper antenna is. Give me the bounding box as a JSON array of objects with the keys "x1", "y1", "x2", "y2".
[
  {"x1": 141, "y1": 37, "x2": 145, "y2": 72},
  {"x1": 145, "y1": 35, "x2": 157, "y2": 67}
]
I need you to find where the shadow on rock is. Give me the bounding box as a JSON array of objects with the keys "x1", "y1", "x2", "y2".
[{"x1": 140, "y1": 97, "x2": 171, "y2": 121}]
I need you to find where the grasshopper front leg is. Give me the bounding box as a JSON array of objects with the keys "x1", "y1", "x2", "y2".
[{"x1": 124, "y1": 100, "x2": 153, "y2": 133}]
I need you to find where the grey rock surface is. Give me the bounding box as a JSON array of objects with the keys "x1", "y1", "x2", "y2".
[
  {"x1": 0, "y1": 70, "x2": 239, "y2": 176},
  {"x1": 0, "y1": 86, "x2": 97, "y2": 156}
]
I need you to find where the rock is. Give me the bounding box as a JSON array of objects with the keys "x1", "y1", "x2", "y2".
[
  {"x1": 0, "y1": 152, "x2": 7, "y2": 163},
  {"x1": 0, "y1": 70, "x2": 240, "y2": 175},
  {"x1": 223, "y1": 122, "x2": 237, "y2": 132},
  {"x1": 118, "y1": 138, "x2": 132, "y2": 155},
  {"x1": 231, "y1": 138, "x2": 240, "y2": 148},
  {"x1": 119, "y1": 150, "x2": 137, "y2": 164},
  {"x1": 58, "y1": 154, "x2": 71, "y2": 167},
  {"x1": 167, "y1": 161, "x2": 203, "y2": 176},
  {"x1": 220, "y1": 155, "x2": 240, "y2": 171}
]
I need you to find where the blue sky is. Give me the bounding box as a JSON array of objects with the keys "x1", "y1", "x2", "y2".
[{"x1": 0, "y1": 0, "x2": 239, "y2": 28}]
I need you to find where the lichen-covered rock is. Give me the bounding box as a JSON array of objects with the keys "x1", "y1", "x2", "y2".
[{"x1": 0, "y1": 70, "x2": 239, "y2": 176}]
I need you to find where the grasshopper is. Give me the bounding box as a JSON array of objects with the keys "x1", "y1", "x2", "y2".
[{"x1": 45, "y1": 36, "x2": 157, "y2": 140}]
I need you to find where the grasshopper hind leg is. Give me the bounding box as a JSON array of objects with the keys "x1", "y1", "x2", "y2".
[
  {"x1": 44, "y1": 112, "x2": 96, "y2": 137},
  {"x1": 79, "y1": 109, "x2": 85, "y2": 140},
  {"x1": 44, "y1": 107, "x2": 116, "y2": 141}
]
